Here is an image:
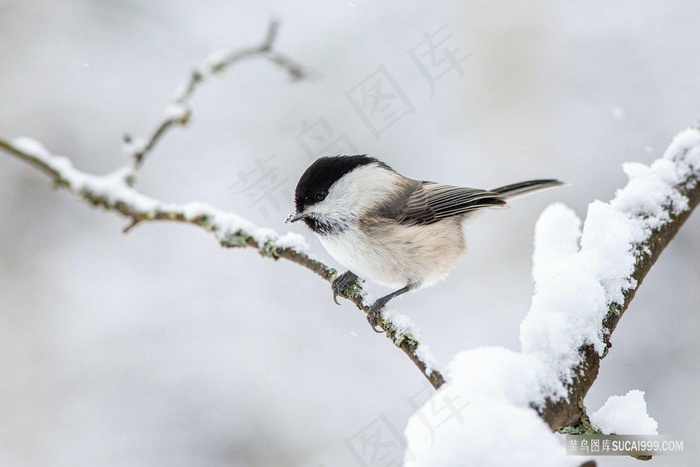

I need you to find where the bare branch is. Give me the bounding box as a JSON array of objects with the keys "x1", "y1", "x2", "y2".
[{"x1": 124, "y1": 19, "x2": 305, "y2": 174}]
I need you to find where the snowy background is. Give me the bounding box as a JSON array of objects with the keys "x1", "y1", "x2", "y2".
[{"x1": 1, "y1": 1, "x2": 699, "y2": 466}]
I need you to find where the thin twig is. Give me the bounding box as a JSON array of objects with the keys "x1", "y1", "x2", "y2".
[{"x1": 125, "y1": 19, "x2": 305, "y2": 173}]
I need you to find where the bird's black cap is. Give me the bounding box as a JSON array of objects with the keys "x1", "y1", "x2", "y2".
[{"x1": 294, "y1": 155, "x2": 389, "y2": 213}]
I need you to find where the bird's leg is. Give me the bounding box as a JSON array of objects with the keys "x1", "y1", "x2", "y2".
[
  {"x1": 366, "y1": 285, "x2": 411, "y2": 333},
  {"x1": 332, "y1": 270, "x2": 359, "y2": 305}
]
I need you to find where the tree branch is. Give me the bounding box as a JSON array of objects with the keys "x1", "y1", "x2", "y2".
[
  {"x1": 401, "y1": 129, "x2": 699, "y2": 466},
  {"x1": 0, "y1": 21, "x2": 444, "y2": 390},
  {"x1": 0, "y1": 135, "x2": 444, "y2": 388},
  {"x1": 536, "y1": 129, "x2": 700, "y2": 431},
  {"x1": 123, "y1": 19, "x2": 305, "y2": 173}
]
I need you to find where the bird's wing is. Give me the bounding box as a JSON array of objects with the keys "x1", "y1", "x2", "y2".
[{"x1": 395, "y1": 181, "x2": 506, "y2": 225}]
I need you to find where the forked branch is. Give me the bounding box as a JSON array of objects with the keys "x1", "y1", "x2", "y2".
[{"x1": 0, "y1": 21, "x2": 444, "y2": 390}]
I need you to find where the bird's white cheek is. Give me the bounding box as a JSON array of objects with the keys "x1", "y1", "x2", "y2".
[{"x1": 305, "y1": 192, "x2": 348, "y2": 217}]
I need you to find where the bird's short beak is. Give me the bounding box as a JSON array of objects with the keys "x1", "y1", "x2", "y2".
[{"x1": 285, "y1": 211, "x2": 308, "y2": 223}]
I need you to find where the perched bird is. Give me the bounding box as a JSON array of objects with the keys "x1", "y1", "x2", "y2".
[{"x1": 287, "y1": 155, "x2": 563, "y2": 331}]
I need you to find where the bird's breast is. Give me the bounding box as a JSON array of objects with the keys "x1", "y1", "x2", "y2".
[{"x1": 318, "y1": 218, "x2": 467, "y2": 289}]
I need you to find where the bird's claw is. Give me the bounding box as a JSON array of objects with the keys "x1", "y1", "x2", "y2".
[
  {"x1": 331, "y1": 271, "x2": 358, "y2": 305},
  {"x1": 366, "y1": 300, "x2": 388, "y2": 333},
  {"x1": 331, "y1": 271, "x2": 390, "y2": 333}
]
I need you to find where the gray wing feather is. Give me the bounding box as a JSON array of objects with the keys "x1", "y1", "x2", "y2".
[{"x1": 395, "y1": 181, "x2": 505, "y2": 225}]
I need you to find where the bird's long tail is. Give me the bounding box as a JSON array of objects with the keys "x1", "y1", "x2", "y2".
[{"x1": 491, "y1": 179, "x2": 564, "y2": 201}]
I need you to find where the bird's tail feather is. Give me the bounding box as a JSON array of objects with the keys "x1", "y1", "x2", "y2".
[{"x1": 491, "y1": 179, "x2": 564, "y2": 200}]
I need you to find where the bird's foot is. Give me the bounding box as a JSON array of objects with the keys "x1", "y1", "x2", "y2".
[
  {"x1": 332, "y1": 271, "x2": 358, "y2": 305},
  {"x1": 366, "y1": 298, "x2": 390, "y2": 333},
  {"x1": 364, "y1": 285, "x2": 411, "y2": 333}
]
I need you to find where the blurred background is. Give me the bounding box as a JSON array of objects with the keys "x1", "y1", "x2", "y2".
[{"x1": 1, "y1": 1, "x2": 698, "y2": 466}]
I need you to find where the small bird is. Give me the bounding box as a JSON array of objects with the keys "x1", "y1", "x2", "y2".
[{"x1": 287, "y1": 155, "x2": 563, "y2": 331}]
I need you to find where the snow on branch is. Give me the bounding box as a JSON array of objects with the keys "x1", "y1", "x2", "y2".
[
  {"x1": 406, "y1": 128, "x2": 700, "y2": 465},
  {"x1": 0, "y1": 21, "x2": 444, "y2": 391},
  {"x1": 531, "y1": 128, "x2": 700, "y2": 430}
]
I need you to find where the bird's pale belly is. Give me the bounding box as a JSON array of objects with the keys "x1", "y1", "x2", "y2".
[{"x1": 319, "y1": 219, "x2": 466, "y2": 289}]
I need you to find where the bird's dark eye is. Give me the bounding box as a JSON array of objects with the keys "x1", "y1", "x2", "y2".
[{"x1": 315, "y1": 191, "x2": 327, "y2": 202}]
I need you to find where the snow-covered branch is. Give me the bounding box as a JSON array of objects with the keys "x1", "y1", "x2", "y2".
[
  {"x1": 529, "y1": 128, "x2": 700, "y2": 431},
  {"x1": 406, "y1": 127, "x2": 700, "y2": 465},
  {"x1": 0, "y1": 135, "x2": 444, "y2": 388},
  {"x1": 0, "y1": 22, "x2": 444, "y2": 391}
]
